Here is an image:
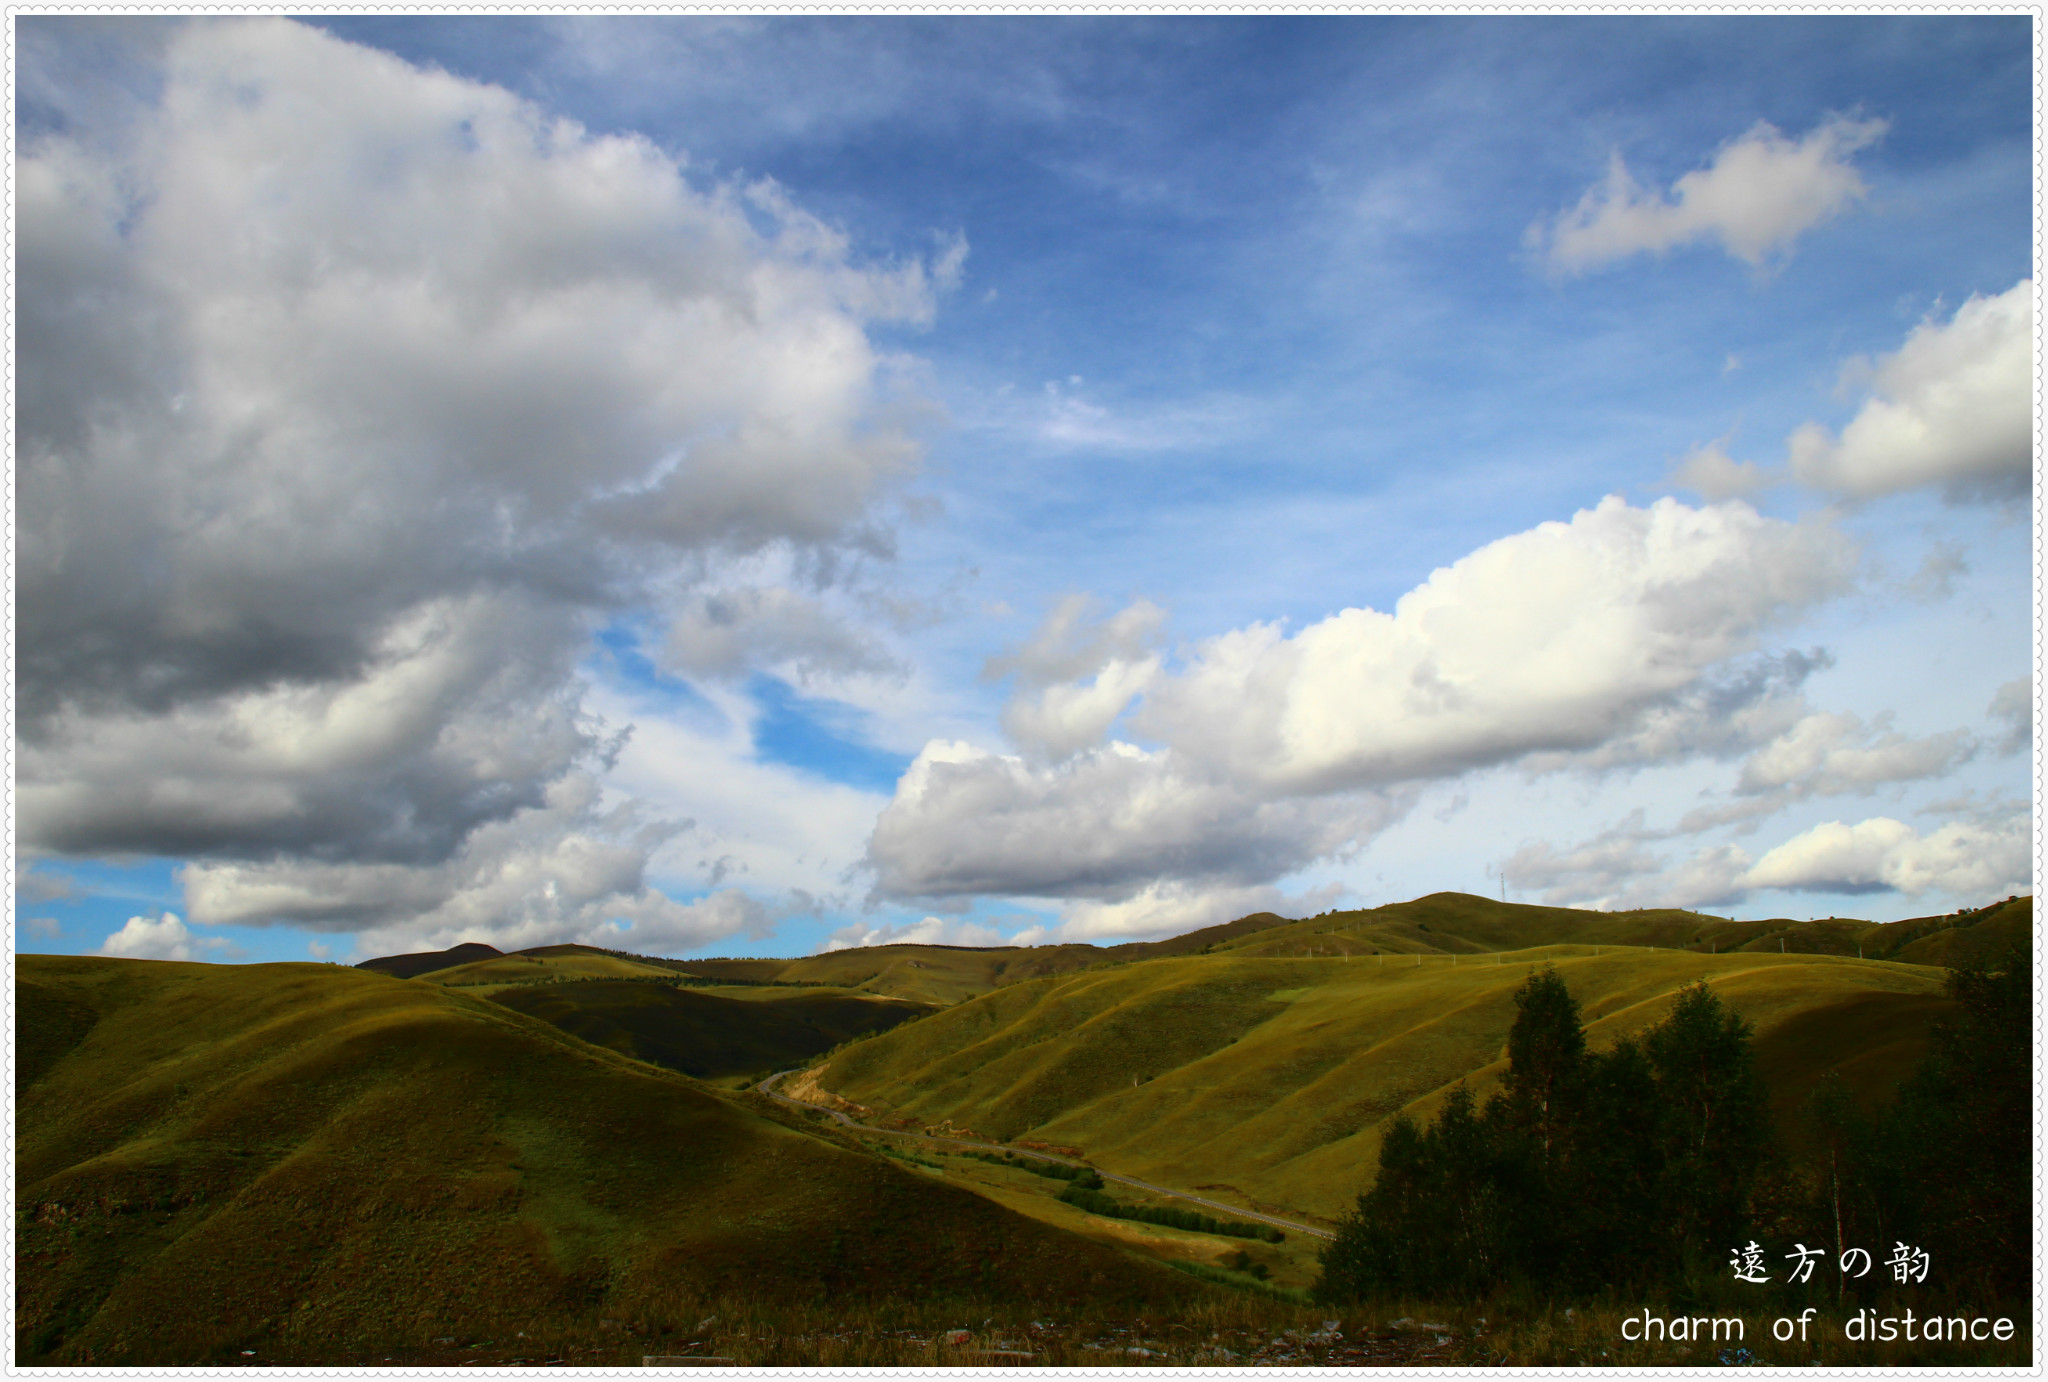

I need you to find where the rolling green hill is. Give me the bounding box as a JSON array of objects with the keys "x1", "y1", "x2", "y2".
[
  {"x1": 797, "y1": 897, "x2": 2026, "y2": 1223},
  {"x1": 16, "y1": 956, "x2": 1194, "y2": 1366},
  {"x1": 487, "y1": 980, "x2": 934, "y2": 1080},
  {"x1": 420, "y1": 949, "x2": 685, "y2": 988}
]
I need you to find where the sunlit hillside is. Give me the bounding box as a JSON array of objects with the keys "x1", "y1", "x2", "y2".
[
  {"x1": 797, "y1": 895, "x2": 2028, "y2": 1223},
  {"x1": 16, "y1": 956, "x2": 1191, "y2": 1366}
]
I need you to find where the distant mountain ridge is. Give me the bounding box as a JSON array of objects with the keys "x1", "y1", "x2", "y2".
[
  {"x1": 349, "y1": 895, "x2": 2027, "y2": 998},
  {"x1": 352, "y1": 940, "x2": 502, "y2": 979},
  {"x1": 349, "y1": 913, "x2": 1301, "y2": 1000}
]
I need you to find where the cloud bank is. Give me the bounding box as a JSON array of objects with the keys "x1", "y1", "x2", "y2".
[
  {"x1": 19, "y1": 19, "x2": 948, "y2": 952},
  {"x1": 869, "y1": 495, "x2": 1859, "y2": 936}
]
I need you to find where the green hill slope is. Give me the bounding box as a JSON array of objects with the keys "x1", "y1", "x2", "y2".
[
  {"x1": 487, "y1": 980, "x2": 933, "y2": 1079},
  {"x1": 17, "y1": 956, "x2": 1192, "y2": 1366},
  {"x1": 803, "y1": 942, "x2": 1965, "y2": 1223},
  {"x1": 421, "y1": 950, "x2": 685, "y2": 988},
  {"x1": 662, "y1": 914, "x2": 1298, "y2": 1006}
]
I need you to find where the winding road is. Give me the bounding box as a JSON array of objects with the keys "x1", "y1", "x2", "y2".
[{"x1": 754, "y1": 1068, "x2": 1335, "y2": 1241}]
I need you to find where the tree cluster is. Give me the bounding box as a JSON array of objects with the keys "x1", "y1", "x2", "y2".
[
  {"x1": 1316, "y1": 967, "x2": 1770, "y2": 1301},
  {"x1": 1058, "y1": 1185, "x2": 1287, "y2": 1242},
  {"x1": 1796, "y1": 947, "x2": 2030, "y2": 1301}
]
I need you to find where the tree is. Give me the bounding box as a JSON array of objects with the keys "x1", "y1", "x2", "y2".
[
  {"x1": 1642, "y1": 980, "x2": 1769, "y2": 1273},
  {"x1": 1498, "y1": 965, "x2": 1586, "y2": 1162},
  {"x1": 1822, "y1": 945, "x2": 2031, "y2": 1299}
]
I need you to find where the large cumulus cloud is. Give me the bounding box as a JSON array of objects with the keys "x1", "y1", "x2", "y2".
[
  {"x1": 1142, "y1": 496, "x2": 1853, "y2": 793},
  {"x1": 1787, "y1": 280, "x2": 2033, "y2": 502},
  {"x1": 19, "y1": 19, "x2": 948, "y2": 949},
  {"x1": 868, "y1": 495, "x2": 1858, "y2": 932}
]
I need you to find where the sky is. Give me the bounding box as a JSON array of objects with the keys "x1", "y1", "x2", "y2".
[{"x1": 14, "y1": 15, "x2": 2037, "y2": 967}]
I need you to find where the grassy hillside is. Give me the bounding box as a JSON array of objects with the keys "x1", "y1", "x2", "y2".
[
  {"x1": 16, "y1": 956, "x2": 1195, "y2": 1366},
  {"x1": 804, "y1": 939, "x2": 1972, "y2": 1223},
  {"x1": 418, "y1": 950, "x2": 685, "y2": 989},
  {"x1": 487, "y1": 980, "x2": 933, "y2": 1080}
]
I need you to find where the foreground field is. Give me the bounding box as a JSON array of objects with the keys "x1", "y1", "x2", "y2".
[{"x1": 16, "y1": 957, "x2": 1193, "y2": 1366}]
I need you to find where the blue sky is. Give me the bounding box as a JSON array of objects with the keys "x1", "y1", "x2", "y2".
[{"x1": 15, "y1": 16, "x2": 2034, "y2": 965}]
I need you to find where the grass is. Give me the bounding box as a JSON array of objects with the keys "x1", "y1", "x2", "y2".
[
  {"x1": 485, "y1": 979, "x2": 934, "y2": 1080},
  {"x1": 26, "y1": 894, "x2": 2027, "y2": 1366},
  {"x1": 419, "y1": 950, "x2": 683, "y2": 988},
  {"x1": 17, "y1": 956, "x2": 1200, "y2": 1366},
  {"x1": 806, "y1": 940, "x2": 1967, "y2": 1222},
  {"x1": 144, "y1": 1286, "x2": 2028, "y2": 1367},
  {"x1": 1218, "y1": 891, "x2": 2032, "y2": 965}
]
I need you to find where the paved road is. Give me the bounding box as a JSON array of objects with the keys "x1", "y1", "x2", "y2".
[{"x1": 754, "y1": 1069, "x2": 1335, "y2": 1241}]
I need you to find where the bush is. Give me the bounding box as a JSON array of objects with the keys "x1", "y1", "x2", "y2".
[{"x1": 1056, "y1": 1185, "x2": 1284, "y2": 1242}]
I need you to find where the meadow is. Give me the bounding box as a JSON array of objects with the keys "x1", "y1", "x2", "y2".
[
  {"x1": 802, "y1": 895, "x2": 2008, "y2": 1223},
  {"x1": 15, "y1": 892, "x2": 2030, "y2": 1365}
]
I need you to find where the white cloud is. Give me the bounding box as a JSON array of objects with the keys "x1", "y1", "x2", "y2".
[
  {"x1": 1742, "y1": 815, "x2": 2031, "y2": 900},
  {"x1": 1503, "y1": 813, "x2": 1665, "y2": 906},
  {"x1": 97, "y1": 912, "x2": 242, "y2": 962},
  {"x1": 1904, "y1": 540, "x2": 1970, "y2": 602},
  {"x1": 1539, "y1": 116, "x2": 1886, "y2": 271},
  {"x1": 178, "y1": 770, "x2": 779, "y2": 958},
  {"x1": 1987, "y1": 678, "x2": 2031, "y2": 756},
  {"x1": 819, "y1": 914, "x2": 1011, "y2": 952},
  {"x1": 1032, "y1": 380, "x2": 1249, "y2": 452},
  {"x1": 987, "y1": 595, "x2": 1166, "y2": 762},
  {"x1": 1735, "y1": 711, "x2": 1974, "y2": 799},
  {"x1": 19, "y1": 20, "x2": 950, "y2": 935},
  {"x1": 868, "y1": 497, "x2": 1854, "y2": 919},
  {"x1": 984, "y1": 594, "x2": 1166, "y2": 686},
  {"x1": 1520, "y1": 649, "x2": 1824, "y2": 778},
  {"x1": 1032, "y1": 881, "x2": 1343, "y2": 947},
  {"x1": 23, "y1": 917, "x2": 64, "y2": 939},
  {"x1": 867, "y1": 738, "x2": 1407, "y2": 902},
  {"x1": 1142, "y1": 496, "x2": 1854, "y2": 794},
  {"x1": 1002, "y1": 656, "x2": 1162, "y2": 763},
  {"x1": 1668, "y1": 440, "x2": 1776, "y2": 501},
  {"x1": 22, "y1": 591, "x2": 593, "y2": 862},
  {"x1": 17, "y1": 868, "x2": 77, "y2": 903},
  {"x1": 1787, "y1": 280, "x2": 2034, "y2": 501},
  {"x1": 1525, "y1": 808, "x2": 2031, "y2": 913},
  {"x1": 663, "y1": 585, "x2": 903, "y2": 684}
]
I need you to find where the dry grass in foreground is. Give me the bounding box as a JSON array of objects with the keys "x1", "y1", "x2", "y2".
[{"x1": 198, "y1": 1291, "x2": 2029, "y2": 1368}]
